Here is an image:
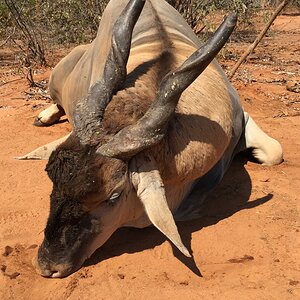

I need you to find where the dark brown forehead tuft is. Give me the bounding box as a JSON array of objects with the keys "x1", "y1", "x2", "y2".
[
  {"x1": 46, "y1": 135, "x2": 98, "y2": 199},
  {"x1": 46, "y1": 134, "x2": 128, "y2": 208}
]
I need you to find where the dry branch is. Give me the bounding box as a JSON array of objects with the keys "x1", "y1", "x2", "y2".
[
  {"x1": 0, "y1": 28, "x2": 16, "y2": 48},
  {"x1": 5, "y1": 0, "x2": 47, "y2": 66},
  {"x1": 0, "y1": 77, "x2": 23, "y2": 87},
  {"x1": 24, "y1": 91, "x2": 51, "y2": 99},
  {"x1": 228, "y1": 0, "x2": 291, "y2": 79},
  {"x1": 26, "y1": 68, "x2": 46, "y2": 89}
]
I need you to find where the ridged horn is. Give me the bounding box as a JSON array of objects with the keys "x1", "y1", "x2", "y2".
[
  {"x1": 74, "y1": 0, "x2": 146, "y2": 143},
  {"x1": 97, "y1": 13, "x2": 237, "y2": 158}
]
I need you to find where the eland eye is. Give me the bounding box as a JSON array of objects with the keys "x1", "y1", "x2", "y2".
[{"x1": 106, "y1": 192, "x2": 121, "y2": 206}]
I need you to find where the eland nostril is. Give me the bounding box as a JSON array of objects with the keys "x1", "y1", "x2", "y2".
[
  {"x1": 35, "y1": 265, "x2": 63, "y2": 278},
  {"x1": 41, "y1": 269, "x2": 56, "y2": 278},
  {"x1": 51, "y1": 271, "x2": 63, "y2": 278}
]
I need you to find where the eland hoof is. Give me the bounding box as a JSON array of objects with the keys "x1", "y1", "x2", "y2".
[{"x1": 33, "y1": 117, "x2": 48, "y2": 127}]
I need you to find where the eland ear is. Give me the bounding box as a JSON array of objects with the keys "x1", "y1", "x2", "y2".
[
  {"x1": 15, "y1": 133, "x2": 71, "y2": 160},
  {"x1": 131, "y1": 153, "x2": 191, "y2": 257}
]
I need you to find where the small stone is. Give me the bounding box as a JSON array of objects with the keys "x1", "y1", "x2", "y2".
[
  {"x1": 286, "y1": 82, "x2": 300, "y2": 93},
  {"x1": 27, "y1": 244, "x2": 38, "y2": 250},
  {"x1": 8, "y1": 272, "x2": 20, "y2": 279},
  {"x1": 2, "y1": 246, "x2": 13, "y2": 257},
  {"x1": 1, "y1": 265, "x2": 7, "y2": 272},
  {"x1": 228, "y1": 255, "x2": 254, "y2": 263},
  {"x1": 289, "y1": 280, "x2": 299, "y2": 286}
]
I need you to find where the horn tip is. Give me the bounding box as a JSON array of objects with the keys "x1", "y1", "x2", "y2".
[
  {"x1": 14, "y1": 156, "x2": 26, "y2": 160},
  {"x1": 227, "y1": 12, "x2": 238, "y2": 25},
  {"x1": 175, "y1": 242, "x2": 192, "y2": 257},
  {"x1": 14, "y1": 155, "x2": 42, "y2": 160},
  {"x1": 180, "y1": 247, "x2": 192, "y2": 258}
]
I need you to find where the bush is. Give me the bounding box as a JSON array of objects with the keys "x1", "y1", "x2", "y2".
[
  {"x1": 167, "y1": 0, "x2": 262, "y2": 29},
  {"x1": 2, "y1": 0, "x2": 299, "y2": 44},
  {"x1": 1, "y1": 0, "x2": 299, "y2": 66},
  {"x1": 168, "y1": 0, "x2": 300, "y2": 30},
  {"x1": 0, "y1": 0, "x2": 109, "y2": 44}
]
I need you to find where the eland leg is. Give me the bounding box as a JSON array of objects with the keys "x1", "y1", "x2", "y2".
[
  {"x1": 244, "y1": 112, "x2": 283, "y2": 166},
  {"x1": 34, "y1": 104, "x2": 65, "y2": 127}
]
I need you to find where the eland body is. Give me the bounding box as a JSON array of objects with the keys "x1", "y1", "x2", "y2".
[{"x1": 20, "y1": 0, "x2": 283, "y2": 277}]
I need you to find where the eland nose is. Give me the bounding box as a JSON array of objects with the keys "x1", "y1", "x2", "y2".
[{"x1": 32, "y1": 255, "x2": 71, "y2": 278}]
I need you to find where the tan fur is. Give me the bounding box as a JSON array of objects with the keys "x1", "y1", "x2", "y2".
[{"x1": 49, "y1": 44, "x2": 89, "y2": 112}]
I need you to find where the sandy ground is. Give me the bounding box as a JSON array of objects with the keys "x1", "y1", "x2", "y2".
[{"x1": 0, "y1": 14, "x2": 299, "y2": 300}]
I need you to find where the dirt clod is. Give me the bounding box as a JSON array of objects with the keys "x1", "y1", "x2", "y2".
[
  {"x1": 286, "y1": 82, "x2": 300, "y2": 93},
  {"x1": 7, "y1": 272, "x2": 20, "y2": 279},
  {"x1": 2, "y1": 246, "x2": 13, "y2": 257},
  {"x1": 228, "y1": 255, "x2": 254, "y2": 264},
  {"x1": 289, "y1": 280, "x2": 299, "y2": 286},
  {"x1": 117, "y1": 273, "x2": 125, "y2": 279},
  {"x1": 0, "y1": 264, "x2": 7, "y2": 272}
]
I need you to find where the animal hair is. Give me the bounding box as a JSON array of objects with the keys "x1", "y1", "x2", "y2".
[{"x1": 46, "y1": 135, "x2": 99, "y2": 201}]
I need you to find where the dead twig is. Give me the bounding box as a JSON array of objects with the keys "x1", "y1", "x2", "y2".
[
  {"x1": 251, "y1": 78, "x2": 287, "y2": 84},
  {"x1": 26, "y1": 68, "x2": 46, "y2": 89},
  {"x1": 24, "y1": 90, "x2": 51, "y2": 99},
  {"x1": 0, "y1": 77, "x2": 23, "y2": 87},
  {"x1": 0, "y1": 27, "x2": 16, "y2": 48},
  {"x1": 194, "y1": 24, "x2": 206, "y2": 35},
  {"x1": 5, "y1": 0, "x2": 47, "y2": 66},
  {"x1": 228, "y1": 0, "x2": 291, "y2": 79},
  {"x1": 286, "y1": 82, "x2": 300, "y2": 93}
]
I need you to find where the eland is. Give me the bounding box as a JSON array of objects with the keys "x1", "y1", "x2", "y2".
[{"x1": 19, "y1": 0, "x2": 283, "y2": 277}]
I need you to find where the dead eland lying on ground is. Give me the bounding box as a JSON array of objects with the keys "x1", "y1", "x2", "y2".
[{"x1": 18, "y1": 0, "x2": 283, "y2": 278}]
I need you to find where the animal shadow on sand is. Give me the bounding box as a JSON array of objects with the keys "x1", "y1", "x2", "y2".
[{"x1": 84, "y1": 154, "x2": 273, "y2": 277}]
